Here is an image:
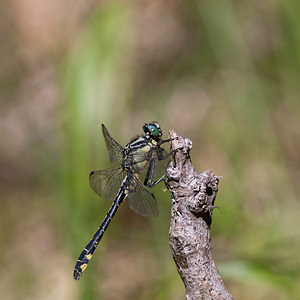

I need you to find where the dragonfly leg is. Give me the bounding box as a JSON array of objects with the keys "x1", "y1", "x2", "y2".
[
  {"x1": 144, "y1": 157, "x2": 156, "y2": 186},
  {"x1": 157, "y1": 147, "x2": 179, "y2": 161},
  {"x1": 144, "y1": 145, "x2": 180, "y2": 188},
  {"x1": 144, "y1": 157, "x2": 167, "y2": 188},
  {"x1": 147, "y1": 174, "x2": 166, "y2": 187},
  {"x1": 158, "y1": 136, "x2": 178, "y2": 146}
]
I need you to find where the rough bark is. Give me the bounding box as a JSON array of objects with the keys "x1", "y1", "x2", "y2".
[{"x1": 165, "y1": 130, "x2": 233, "y2": 300}]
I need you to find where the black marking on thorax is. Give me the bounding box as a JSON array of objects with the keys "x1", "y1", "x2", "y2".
[{"x1": 124, "y1": 135, "x2": 154, "y2": 151}]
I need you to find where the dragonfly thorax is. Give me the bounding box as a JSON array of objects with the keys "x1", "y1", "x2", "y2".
[{"x1": 122, "y1": 135, "x2": 157, "y2": 174}]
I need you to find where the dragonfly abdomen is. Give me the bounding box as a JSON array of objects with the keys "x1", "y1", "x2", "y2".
[{"x1": 73, "y1": 184, "x2": 127, "y2": 280}]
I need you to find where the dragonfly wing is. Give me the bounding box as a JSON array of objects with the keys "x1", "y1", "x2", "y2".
[
  {"x1": 138, "y1": 148, "x2": 169, "y2": 185},
  {"x1": 89, "y1": 167, "x2": 125, "y2": 202},
  {"x1": 102, "y1": 124, "x2": 123, "y2": 164},
  {"x1": 127, "y1": 177, "x2": 159, "y2": 217},
  {"x1": 154, "y1": 147, "x2": 170, "y2": 178}
]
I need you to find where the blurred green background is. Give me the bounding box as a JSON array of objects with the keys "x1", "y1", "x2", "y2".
[{"x1": 1, "y1": 0, "x2": 300, "y2": 299}]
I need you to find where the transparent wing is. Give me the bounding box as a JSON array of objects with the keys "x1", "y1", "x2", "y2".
[
  {"x1": 127, "y1": 176, "x2": 159, "y2": 217},
  {"x1": 102, "y1": 124, "x2": 123, "y2": 164},
  {"x1": 89, "y1": 167, "x2": 125, "y2": 202},
  {"x1": 139, "y1": 147, "x2": 170, "y2": 184},
  {"x1": 155, "y1": 147, "x2": 170, "y2": 176}
]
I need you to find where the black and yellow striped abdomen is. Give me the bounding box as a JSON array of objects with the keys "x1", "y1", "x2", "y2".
[{"x1": 73, "y1": 183, "x2": 127, "y2": 280}]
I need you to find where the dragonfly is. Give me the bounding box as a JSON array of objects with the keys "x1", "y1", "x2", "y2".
[{"x1": 73, "y1": 122, "x2": 172, "y2": 280}]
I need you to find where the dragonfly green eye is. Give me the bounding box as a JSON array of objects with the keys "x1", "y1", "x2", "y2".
[
  {"x1": 149, "y1": 125, "x2": 159, "y2": 136},
  {"x1": 143, "y1": 122, "x2": 162, "y2": 139}
]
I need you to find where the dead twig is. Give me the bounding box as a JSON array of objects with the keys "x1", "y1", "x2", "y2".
[{"x1": 165, "y1": 130, "x2": 233, "y2": 300}]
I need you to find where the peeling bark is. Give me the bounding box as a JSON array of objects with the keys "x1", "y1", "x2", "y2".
[{"x1": 165, "y1": 130, "x2": 233, "y2": 300}]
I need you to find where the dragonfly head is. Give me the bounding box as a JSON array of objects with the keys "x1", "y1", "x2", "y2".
[{"x1": 143, "y1": 122, "x2": 162, "y2": 141}]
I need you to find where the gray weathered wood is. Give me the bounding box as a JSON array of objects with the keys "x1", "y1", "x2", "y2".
[{"x1": 165, "y1": 130, "x2": 233, "y2": 300}]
